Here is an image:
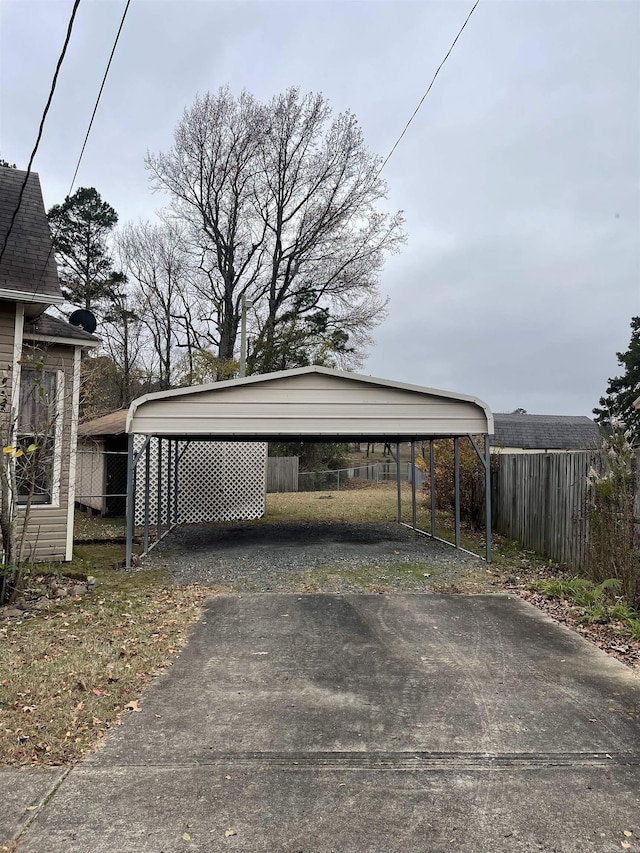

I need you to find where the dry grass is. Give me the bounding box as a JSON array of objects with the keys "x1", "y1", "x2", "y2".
[
  {"x1": 0, "y1": 548, "x2": 206, "y2": 767},
  {"x1": 265, "y1": 481, "x2": 410, "y2": 524},
  {"x1": 74, "y1": 511, "x2": 126, "y2": 542}
]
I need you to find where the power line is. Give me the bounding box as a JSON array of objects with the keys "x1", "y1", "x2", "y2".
[
  {"x1": 67, "y1": 0, "x2": 132, "y2": 196},
  {"x1": 0, "y1": 0, "x2": 82, "y2": 266},
  {"x1": 33, "y1": 0, "x2": 132, "y2": 308},
  {"x1": 377, "y1": 0, "x2": 480, "y2": 176}
]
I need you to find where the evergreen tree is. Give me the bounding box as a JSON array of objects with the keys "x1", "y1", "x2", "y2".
[
  {"x1": 594, "y1": 316, "x2": 640, "y2": 446},
  {"x1": 47, "y1": 187, "x2": 122, "y2": 311}
]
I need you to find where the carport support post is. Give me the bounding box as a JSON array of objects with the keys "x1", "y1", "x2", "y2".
[
  {"x1": 125, "y1": 433, "x2": 135, "y2": 570},
  {"x1": 485, "y1": 434, "x2": 492, "y2": 563},
  {"x1": 430, "y1": 439, "x2": 436, "y2": 536},
  {"x1": 454, "y1": 437, "x2": 461, "y2": 548},
  {"x1": 173, "y1": 440, "x2": 179, "y2": 525},
  {"x1": 166, "y1": 439, "x2": 173, "y2": 530},
  {"x1": 410, "y1": 441, "x2": 417, "y2": 530},
  {"x1": 157, "y1": 438, "x2": 163, "y2": 543},
  {"x1": 143, "y1": 440, "x2": 151, "y2": 554},
  {"x1": 396, "y1": 442, "x2": 402, "y2": 522}
]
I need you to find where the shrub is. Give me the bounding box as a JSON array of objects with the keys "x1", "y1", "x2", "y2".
[
  {"x1": 585, "y1": 420, "x2": 639, "y2": 607},
  {"x1": 417, "y1": 438, "x2": 490, "y2": 529}
]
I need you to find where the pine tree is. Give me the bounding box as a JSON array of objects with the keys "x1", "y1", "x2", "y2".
[
  {"x1": 593, "y1": 316, "x2": 640, "y2": 446},
  {"x1": 47, "y1": 187, "x2": 122, "y2": 311}
]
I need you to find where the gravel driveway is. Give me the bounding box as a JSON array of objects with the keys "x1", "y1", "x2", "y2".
[{"x1": 144, "y1": 520, "x2": 484, "y2": 591}]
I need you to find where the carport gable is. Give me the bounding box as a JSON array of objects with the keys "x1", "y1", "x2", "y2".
[{"x1": 125, "y1": 366, "x2": 493, "y2": 441}]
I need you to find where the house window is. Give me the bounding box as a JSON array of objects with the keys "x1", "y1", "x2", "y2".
[{"x1": 16, "y1": 368, "x2": 60, "y2": 505}]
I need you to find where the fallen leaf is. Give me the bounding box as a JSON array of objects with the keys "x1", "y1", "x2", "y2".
[
  {"x1": 624, "y1": 832, "x2": 633, "y2": 838},
  {"x1": 26, "y1": 806, "x2": 37, "y2": 811},
  {"x1": 92, "y1": 688, "x2": 107, "y2": 697},
  {"x1": 125, "y1": 700, "x2": 141, "y2": 712},
  {"x1": 225, "y1": 829, "x2": 236, "y2": 837},
  {"x1": 182, "y1": 831, "x2": 191, "y2": 841},
  {"x1": 621, "y1": 842, "x2": 631, "y2": 850}
]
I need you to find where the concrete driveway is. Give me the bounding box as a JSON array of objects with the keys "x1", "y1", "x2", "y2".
[{"x1": 17, "y1": 594, "x2": 640, "y2": 852}]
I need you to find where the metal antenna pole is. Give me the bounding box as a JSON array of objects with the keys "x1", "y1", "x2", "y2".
[{"x1": 239, "y1": 295, "x2": 254, "y2": 378}]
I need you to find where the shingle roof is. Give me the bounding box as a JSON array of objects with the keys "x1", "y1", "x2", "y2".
[
  {"x1": 0, "y1": 167, "x2": 62, "y2": 302},
  {"x1": 78, "y1": 409, "x2": 127, "y2": 436},
  {"x1": 492, "y1": 413, "x2": 601, "y2": 450},
  {"x1": 23, "y1": 312, "x2": 100, "y2": 345}
]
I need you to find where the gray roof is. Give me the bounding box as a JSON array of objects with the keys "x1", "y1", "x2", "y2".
[
  {"x1": 492, "y1": 413, "x2": 601, "y2": 450},
  {"x1": 23, "y1": 312, "x2": 100, "y2": 345},
  {"x1": 0, "y1": 167, "x2": 62, "y2": 302}
]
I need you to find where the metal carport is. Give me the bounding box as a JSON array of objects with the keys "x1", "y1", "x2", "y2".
[{"x1": 124, "y1": 366, "x2": 494, "y2": 567}]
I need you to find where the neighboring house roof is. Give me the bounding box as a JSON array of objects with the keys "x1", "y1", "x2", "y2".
[
  {"x1": 23, "y1": 312, "x2": 100, "y2": 346},
  {"x1": 78, "y1": 409, "x2": 128, "y2": 437},
  {"x1": 492, "y1": 413, "x2": 601, "y2": 450},
  {"x1": 0, "y1": 167, "x2": 63, "y2": 306}
]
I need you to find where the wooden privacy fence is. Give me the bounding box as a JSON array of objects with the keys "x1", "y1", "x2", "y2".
[
  {"x1": 267, "y1": 456, "x2": 299, "y2": 492},
  {"x1": 492, "y1": 451, "x2": 599, "y2": 569}
]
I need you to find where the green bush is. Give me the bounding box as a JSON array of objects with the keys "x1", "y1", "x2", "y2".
[{"x1": 585, "y1": 421, "x2": 639, "y2": 607}]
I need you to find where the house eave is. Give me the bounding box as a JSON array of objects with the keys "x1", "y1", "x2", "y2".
[
  {"x1": 23, "y1": 332, "x2": 100, "y2": 349},
  {"x1": 0, "y1": 288, "x2": 64, "y2": 306}
]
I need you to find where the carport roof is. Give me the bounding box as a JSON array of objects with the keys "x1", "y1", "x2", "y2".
[{"x1": 126, "y1": 366, "x2": 493, "y2": 442}]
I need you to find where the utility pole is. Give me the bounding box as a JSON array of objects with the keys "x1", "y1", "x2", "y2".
[{"x1": 239, "y1": 295, "x2": 253, "y2": 378}]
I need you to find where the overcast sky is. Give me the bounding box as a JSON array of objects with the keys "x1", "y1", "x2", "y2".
[{"x1": 1, "y1": 0, "x2": 638, "y2": 416}]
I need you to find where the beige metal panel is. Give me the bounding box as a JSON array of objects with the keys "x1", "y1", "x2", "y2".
[
  {"x1": 127, "y1": 366, "x2": 493, "y2": 434},
  {"x1": 133, "y1": 400, "x2": 483, "y2": 417},
  {"x1": 132, "y1": 415, "x2": 486, "y2": 437},
  {"x1": 128, "y1": 367, "x2": 492, "y2": 438}
]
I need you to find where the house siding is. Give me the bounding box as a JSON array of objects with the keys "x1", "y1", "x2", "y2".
[
  {"x1": 0, "y1": 303, "x2": 17, "y2": 429},
  {"x1": 17, "y1": 344, "x2": 76, "y2": 562}
]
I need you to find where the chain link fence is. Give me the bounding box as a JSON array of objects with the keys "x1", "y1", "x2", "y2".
[
  {"x1": 76, "y1": 448, "x2": 129, "y2": 517},
  {"x1": 297, "y1": 462, "x2": 423, "y2": 492}
]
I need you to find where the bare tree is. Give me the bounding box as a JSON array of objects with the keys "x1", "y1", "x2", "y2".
[
  {"x1": 147, "y1": 87, "x2": 405, "y2": 373},
  {"x1": 117, "y1": 220, "x2": 192, "y2": 390}
]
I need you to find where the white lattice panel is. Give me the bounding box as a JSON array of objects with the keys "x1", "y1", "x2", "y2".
[{"x1": 134, "y1": 438, "x2": 266, "y2": 526}]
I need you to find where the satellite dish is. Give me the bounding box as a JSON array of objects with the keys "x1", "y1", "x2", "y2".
[{"x1": 69, "y1": 309, "x2": 97, "y2": 335}]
